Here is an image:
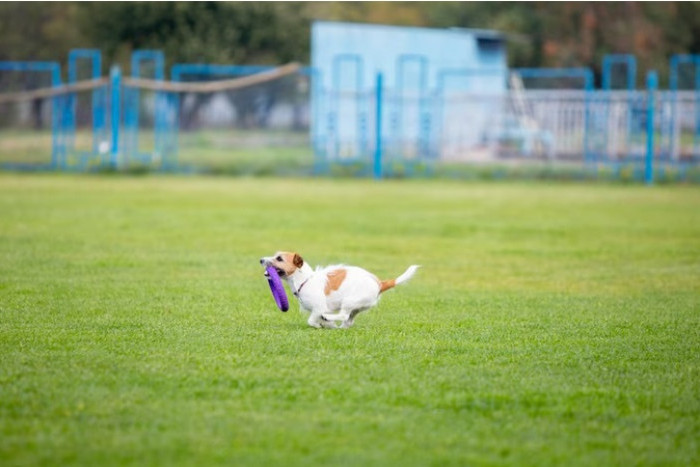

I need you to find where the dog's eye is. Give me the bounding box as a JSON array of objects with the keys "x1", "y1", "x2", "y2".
[{"x1": 276, "y1": 256, "x2": 283, "y2": 262}]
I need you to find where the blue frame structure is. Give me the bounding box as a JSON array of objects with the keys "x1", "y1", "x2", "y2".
[
  {"x1": 513, "y1": 67, "x2": 596, "y2": 163},
  {"x1": 434, "y1": 67, "x2": 508, "y2": 161},
  {"x1": 2, "y1": 48, "x2": 700, "y2": 182},
  {"x1": 599, "y1": 55, "x2": 641, "y2": 165},
  {"x1": 124, "y1": 50, "x2": 166, "y2": 166},
  {"x1": 170, "y1": 62, "x2": 319, "y2": 172},
  {"x1": 311, "y1": 21, "x2": 509, "y2": 171},
  {"x1": 170, "y1": 62, "x2": 281, "y2": 168},
  {"x1": 66, "y1": 49, "x2": 106, "y2": 168},
  {"x1": 512, "y1": 67, "x2": 594, "y2": 90},
  {"x1": 669, "y1": 54, "x2": 700, "y2": 91},
  {"x1": 392, "y1": 54, "x2": 429, "y2": 159},
  {"x1": 0, "y1": 61, "x2": 62, "y2": 169},
  {"x1": 668, "y1": 54, "x2": 700, "y2": 160},
  {"x1": 602, "y1": 54, "x2": 637, "y2": 91},
  {"x1": 329, "y1": 54, "x2": 368, "y2": 161}
]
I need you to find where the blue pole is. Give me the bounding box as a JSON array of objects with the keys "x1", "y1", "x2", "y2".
[
  {"x1": 645, "y1": 71, "x2": 658, "y2": 185},
  {"x1": 110, "y1": 65, "x2": 121, "y2": 168},
  {"x1": 695, "y1": 57, "x2": 700, "y2": 157},
  {"x1": 49, "y1": 63, "x2": 62, "y2": 170},
  {"x1": 91, "y1": 51, "x2": 104, "y2": 158},
  {"x1": 374, "y1": 72, "x2": 383, "y2": 180},
  {"x1": 583, "y1": 68, "x2": 594, "y2": 166}
]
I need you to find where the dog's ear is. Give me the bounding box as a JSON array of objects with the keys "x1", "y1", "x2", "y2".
[{"x1": 293, "y1": 253, "x2": 304, "y2": 268}]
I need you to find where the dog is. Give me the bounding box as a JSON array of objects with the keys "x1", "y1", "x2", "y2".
[{"x1": 260, "y1": 251, "x2": 419, "y2": 328}]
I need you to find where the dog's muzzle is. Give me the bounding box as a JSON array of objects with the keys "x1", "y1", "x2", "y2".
[{"x1": 260, "y1": 258, "x2": 285, "y2": 278}]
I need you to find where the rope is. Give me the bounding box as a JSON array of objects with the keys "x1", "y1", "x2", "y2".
[
  {"x1": 0, "y1": 77, "x2": 109, "y2": 104},
  {"x1": 122, "y1": 62, "x2": 301, "y2": 93},
  {"x1": 0, "y1": 62, "x2": 301, "y2": 104}
]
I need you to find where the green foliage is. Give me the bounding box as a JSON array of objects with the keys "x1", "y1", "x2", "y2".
[
  {"x1": 0, "y1": 2, "x2": 85, "y2": 62},
  {"x1": 1, "y1": 2, "x2": 699, "y2": 77},
  {"x1": 0, "y1": 175, "x2": 699, "y2": 465},
  {"x1": 76, "y1": 2, "x2": 310, "y2": 69}
]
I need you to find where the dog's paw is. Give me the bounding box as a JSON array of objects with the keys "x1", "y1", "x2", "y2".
[
  {"x1": 320, "y1": 319, "x2": 337, "y2": 329},
  {"x1": 307, "y1": 316, "x2": 323, "y2": 328}
]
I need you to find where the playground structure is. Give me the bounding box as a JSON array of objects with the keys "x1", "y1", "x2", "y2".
[{"x1": 0, "y1": 41, "x2": 699, "y2": 181}]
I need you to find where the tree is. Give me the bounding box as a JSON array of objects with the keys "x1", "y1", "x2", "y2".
[
  {"x1": 76, "y1": 2, "x2": 310, "y2": 70},
  {"x1": 0, "y1": 3, "x2": 84, "y2": 63},
  {"x1": 1, "y1": 1, "x2": 699, "y2": 91}
]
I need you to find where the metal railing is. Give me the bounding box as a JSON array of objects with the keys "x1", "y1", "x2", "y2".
[{"x1": 1, "y1": 50, "x2": 699, "y2": 182}]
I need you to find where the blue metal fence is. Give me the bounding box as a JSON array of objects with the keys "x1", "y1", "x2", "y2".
[
  {"x1": 123, "y1": 49, "x2": 167, "y2": 167},
  {"x1": 109, "y1": 65, "x2": 121, "y2": 167},
  {"x1": 669, "y1": 54, "x2": 700, "y2": 159},
  {"x1": 1, "y1": 50, "x2": 699, "y2": 181},
  {"x1": 65, "y1": 49, "x2": 106, "y2": 168},
  {"x1": 0, "y1": 61, "x2": 62, "y2": 169},
  {"x1": 602, "y1": 54, "x2": 636, "y2": 90}
]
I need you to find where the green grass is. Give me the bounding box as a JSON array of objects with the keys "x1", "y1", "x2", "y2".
[
  {"x1": 177, "y1": 129, "x2": 312, "y2": 174},
  {"x1": 0, "y1": 130, "x2": 54, "y2": 165},
  {"x1": 3, "y1": 128, "x2": 700, "y2": 182},
  {"x1": 0, "y1": 174, "x2": 699, "y2": 466}
]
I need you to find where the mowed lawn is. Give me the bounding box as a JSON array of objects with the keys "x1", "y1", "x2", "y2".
[{"x1": 0, "y1": 174, "x2": 698, "y2": 466}]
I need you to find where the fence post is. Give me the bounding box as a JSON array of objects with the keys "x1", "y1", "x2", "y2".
[
  {"x1": 583, "y1": 68, "x2": 594, "y2": 166},
  {"x1": 110, "y1": 65, "x2": 121, "y2": 168},
  {"x1": 49, "y1": 63, "x2": 63, "y2": 170},
  {"x1": 374, "y1": 72, "x2": 383, "y2": 180},
  {"x1": 645, "y1": 70, "x2": 658, "y2": 185}
]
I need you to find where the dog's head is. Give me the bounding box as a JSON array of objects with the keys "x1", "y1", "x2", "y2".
[{"x1": 259, "y1": 251, "x2": 304, "y2": 279}]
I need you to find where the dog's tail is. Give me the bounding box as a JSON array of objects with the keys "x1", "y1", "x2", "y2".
[{"x1": 379, "y1": 265, "x2": 420, "y2": 293}]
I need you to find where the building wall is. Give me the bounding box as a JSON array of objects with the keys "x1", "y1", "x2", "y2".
[
  {"x1": 311, "y1": 21, "x2": 507, "y2": 93},
  {"x1": 310, "y1": 21, "x2": 508, "y2": 161}
]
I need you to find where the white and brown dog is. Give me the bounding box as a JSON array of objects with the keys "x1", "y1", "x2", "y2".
[{"x1": 260, "y1": 251, "x2": 419, "y2": 328}]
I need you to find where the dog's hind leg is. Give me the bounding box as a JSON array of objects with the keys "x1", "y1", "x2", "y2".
[
  {"x1": 340, "y1": 308, "x2": 367, "y2": 329},
  {"x1": 321, "y1": 311, "x2": 349, "y2": 322},
  {"x1": 322, "y1": 307, "x2": 353, "y2": 327}
]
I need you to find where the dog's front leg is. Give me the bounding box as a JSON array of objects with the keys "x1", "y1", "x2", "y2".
[{"x1": 308, "y1": 310, "x2": 336, "y2": 329}]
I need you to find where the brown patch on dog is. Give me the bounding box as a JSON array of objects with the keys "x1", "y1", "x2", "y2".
[
  {"x1": 324, "y1": 268, "x2": 347, "y2": 295},
  {"x1": 379, "y1": 278, "x2": 396, "y2": 293}
]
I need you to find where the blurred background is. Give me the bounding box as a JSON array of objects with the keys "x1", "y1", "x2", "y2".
[{"x1": 1, "y1": 1, "x2": 699, "y2": 180}]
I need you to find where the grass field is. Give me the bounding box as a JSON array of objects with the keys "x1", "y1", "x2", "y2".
[{"x1": 1, "y1": 174, "x2": 699, "y2": 466}]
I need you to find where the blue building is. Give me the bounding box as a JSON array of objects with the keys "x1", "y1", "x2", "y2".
[{"x1": 310, "y1": 21, "x2": 508, "y2": 162}]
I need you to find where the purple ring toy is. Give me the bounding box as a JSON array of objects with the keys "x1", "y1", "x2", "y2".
[{"x1": 265, "y1": 265, "x2": 289, "y2": 312}]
